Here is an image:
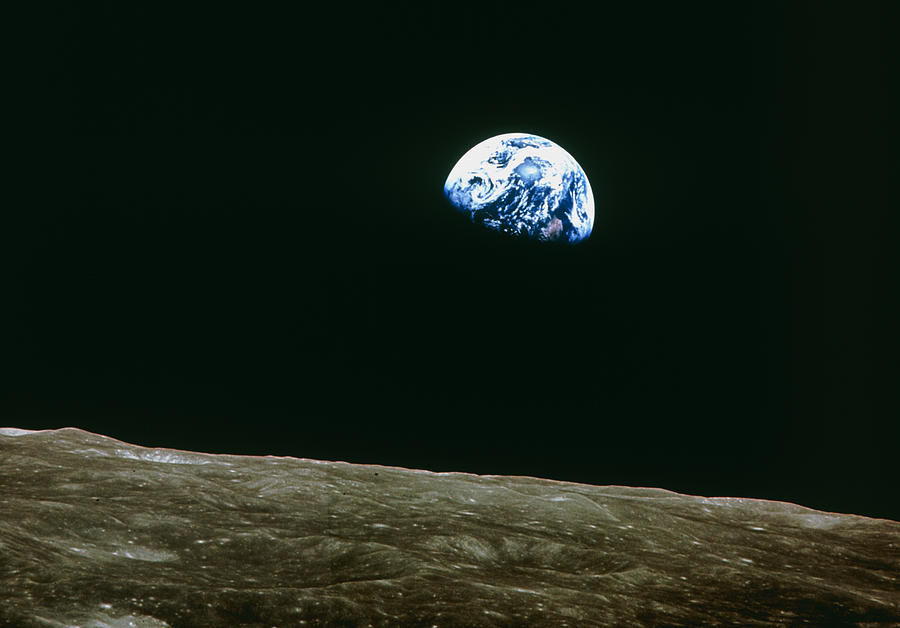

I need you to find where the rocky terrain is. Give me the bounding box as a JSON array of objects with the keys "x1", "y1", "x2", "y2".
[{"x1": 1, "y1": 427, "x2": 897, "y2": 627}]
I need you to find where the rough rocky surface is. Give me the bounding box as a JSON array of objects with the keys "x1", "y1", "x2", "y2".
[{"x1": 1, "y1": 427, "x2": 897, "y2": 627}]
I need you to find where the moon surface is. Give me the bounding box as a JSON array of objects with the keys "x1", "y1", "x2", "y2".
[{"x1": 1, "y1": 427, "x2": 898, "y2": 627}]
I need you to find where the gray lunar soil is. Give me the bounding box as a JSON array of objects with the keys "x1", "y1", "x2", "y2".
[{"x1": 1, "y1": 427, "x2": 897, "y2": 627}]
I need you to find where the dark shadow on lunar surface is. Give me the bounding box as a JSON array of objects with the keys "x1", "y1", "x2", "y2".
[{"x1": 1, "y1": 428, "x2": 897, "y2": 627}]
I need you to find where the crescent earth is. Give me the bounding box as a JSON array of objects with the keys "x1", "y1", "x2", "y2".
[{"x1": 444, "y1": 133, "x2": 594, "y2": 244}]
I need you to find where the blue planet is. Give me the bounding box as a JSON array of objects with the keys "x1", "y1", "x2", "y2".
[{"x1": 444, "y1": 133, "x2": 594, "y2": 244}]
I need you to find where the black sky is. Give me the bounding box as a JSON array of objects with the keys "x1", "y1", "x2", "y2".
[{"x1": 6, "y1": 2, "x2": 896, "y2": 519}]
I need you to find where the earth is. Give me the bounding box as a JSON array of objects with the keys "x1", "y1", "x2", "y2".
[{"x1": 444, "y1": 133, "x2": 594, "y2": 244}]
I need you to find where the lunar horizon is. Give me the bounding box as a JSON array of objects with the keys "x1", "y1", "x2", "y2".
[{"x1": 2, "y1": 427, "x2": 897, "y2": 627}]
